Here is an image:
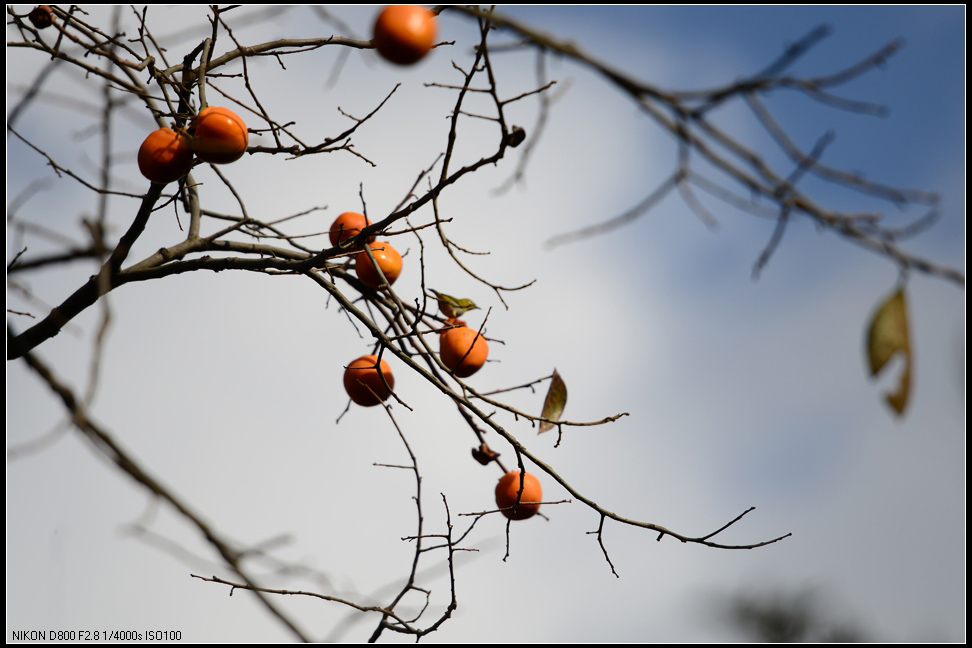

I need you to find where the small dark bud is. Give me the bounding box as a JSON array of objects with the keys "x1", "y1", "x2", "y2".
[
  {"x1": 506, "y1": 126, "x2": 526, "y2": 148},
  {"x1": 28, "y1": 5, "x2": 56, "y2": 30}
]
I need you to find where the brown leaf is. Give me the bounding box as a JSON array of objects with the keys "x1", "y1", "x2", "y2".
[
  {"x1": 471, "y1": 443, "x2": 499, "y2": 465},
  {"x1": 539, "y1": 369, "x2": 567, "y2": 433},
  {"x1": 865, "y1": 287, "x2": 912, "y2": 416}
]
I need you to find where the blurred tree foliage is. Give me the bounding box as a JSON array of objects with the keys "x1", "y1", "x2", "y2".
[{"x1": 719, "y1": 587, "x2": 870, "y2": 642}]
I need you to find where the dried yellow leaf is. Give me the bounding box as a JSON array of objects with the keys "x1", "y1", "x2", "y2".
[
  {"x1": 865, "y1": 288, "x2": 912, "y2": 416},
  {"x1": 539, "y1": 369, "x2": 567, "y2": 433}
]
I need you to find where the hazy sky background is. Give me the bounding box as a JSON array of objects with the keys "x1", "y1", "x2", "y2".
[{"x1": 7, "y1": 5, "x2": 965, "y2": 643}]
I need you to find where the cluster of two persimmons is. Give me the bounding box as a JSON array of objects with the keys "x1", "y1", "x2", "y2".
[{"x1": 137, "y1": 107, "x2": 248, "y2": 184}]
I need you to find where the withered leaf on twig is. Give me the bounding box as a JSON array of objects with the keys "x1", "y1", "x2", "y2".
[
  {"x1": 539, "y1": 369, "x2": 567, "y2": 433},
  {"x1": 865, "y1": 287, "x2": 912, "y2": 417},
  {"x1": 471, "y1": 442, "x2": 500, "y2": 465}
]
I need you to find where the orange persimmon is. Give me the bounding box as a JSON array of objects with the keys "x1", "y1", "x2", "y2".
[
  {"x1": 190, "y1": 106, "x2": 248, "y2": 164},
  {"x1": 373, "y1": 5, "x2": 437, "y2": 65},
  {"x1": 330, "y1": 212, "x2": 373, "y2": 247},
  {"x1": 495, "y1": 471, "x2": 543, "y2": 520},
  {"x1": 355, "y1": 241, "x2": 402, "y2": 290},
  {"x1": 439, "y1": 325, "x2": 488, "y2": 378},
  {"x1": 343, "y1": 354, "x2": 395, "y2": 407},
  {"x1": 137, "y1": 128, "x2": 193, "y2": 184}
]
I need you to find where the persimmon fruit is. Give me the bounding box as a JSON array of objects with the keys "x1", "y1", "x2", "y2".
[
  {"x1": 330, "y1": 212, "x2": 373, "y2": 247},
  {"x1": 355, "y1": 241, "x2": 403, "y2": 290},
  {"x1": 190, "y1": 106, "x2": 248, "y2": 164},
  {"x1": 28, "y1": 5, "x2": 55, "y2": 29},
  {"x1": 495, "y1": 471, "x2": 543, "y2": 520},
  {"x1": 343, "y1": 354, "x2": 395, "y2": 407},
  {"x1": 439, "y1": 325, "x2": 488, "y2": 378},
  {"x1": 137, "y1": 128, "x2": 194, "y2": 184},
  {"x1": 373, "y1": 5, "x2": 437, "y2": 65}
]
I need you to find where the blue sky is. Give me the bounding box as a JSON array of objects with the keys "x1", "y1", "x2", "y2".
[{"x1": 7, "y1": 5, "x2": 965, "y2": 642}]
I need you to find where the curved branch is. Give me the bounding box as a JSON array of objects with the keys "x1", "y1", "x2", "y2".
[
  {"x1": 16, "y1": 341, "x2": 310, "y2": 642},
  {"x1": 7, "y1": 182, "x2": 165, "y2": 360}
]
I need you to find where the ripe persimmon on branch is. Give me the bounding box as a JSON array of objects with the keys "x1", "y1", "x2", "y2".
[{"x1": 7, "y1": 5, "x2": 963, "y2": 643}]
